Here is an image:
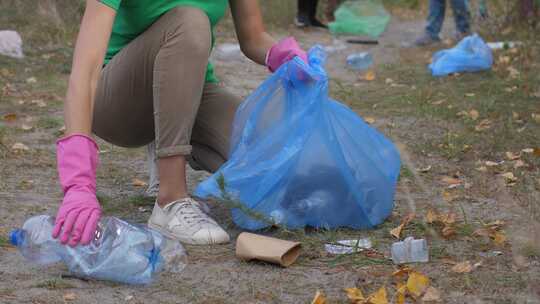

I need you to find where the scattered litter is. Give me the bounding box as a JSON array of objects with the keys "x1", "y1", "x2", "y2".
[
  {"x1": 30, "y1": 99, "x2": 46, "y2": 107},
  {"x1": 124, "y1": 295, "x2": 134, "y2": 301},
  {"x1": 324, "y1": 238, "x2": 372, "y2": 254},
  {"x1": 11, "y1": 142, "x2": 29, "y2": 152},
  {"x1": 0, "y1": 30, "x2": 24, "y2": 59},
  {"x1": 20, "y1": 124, "x2": 33, "y2": 131},
  {"x1": 485, "y1": 160, "x2": 504, "y2": 167},
  {"x1": 26, "y1": 77, "x2": 37, "y2": 84},
  {"x1": 478, "y1": 250, "x2": 503, "y2": 258},
  {"x1": 391, "y1": 237, "x2": 429, "y2": 264},
  {"x1": 417, "y1": 165, "x2": 432, "y2": 173},
  {"x1": 63, "y1": 292, "x2": 76, "y2": 301},
  {"x1": 214, "y1": 43, "x2": 244, "y2": 61},
  {"x1": 311, "y1": 290, "x2": 326, "y2": 304},
  {"x1": 236, "y1": 232, "x2": 301, "y2": 267},
  {"x1": 346, "y1": 52, "x2": 373, "y2": 71},
  {"x1": 487, "y1": 41, "x2": 521, "y2": 50},
  {"x1": 329, "y1": 0, "x2": 391, "y2": 38},
  {"x1": 429, "y1": 34, "x2": 493, "y2": 77},
  {"x1": 138, "y1": 207, "x2": 148, "y2": 213},
  {"x1": 323, "y1": 39, "x2": 347, "y2": 53}
]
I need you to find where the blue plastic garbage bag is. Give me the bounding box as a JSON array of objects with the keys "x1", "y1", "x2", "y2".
[
  {"x1": 195, "y1": 46, "x2": 401, "y2": 230},
  {"x1": 429, "y1": 34, "x2": 493, "y2": 77}
]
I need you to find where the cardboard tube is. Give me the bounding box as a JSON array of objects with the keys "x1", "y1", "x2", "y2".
[{"x1": 235, "y1": 232, "x2": 301, "y2": 267}]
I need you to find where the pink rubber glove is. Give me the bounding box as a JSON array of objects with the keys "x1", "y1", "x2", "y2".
[
  {"x1": 52, "y1": 134, "x2": 101, "y2": 247},
  {"x1": 266, "y1": 37, "x2": 308, "y2": 72}
]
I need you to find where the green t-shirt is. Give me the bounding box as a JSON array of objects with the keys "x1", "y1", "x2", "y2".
[{"x1": 100, "y1": 0, "x2": 228, "y2": 83}]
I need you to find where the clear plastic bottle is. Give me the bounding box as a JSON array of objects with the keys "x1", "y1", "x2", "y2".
[
  {"x1": 346, "y1": 52, "x2": 374, "y2": 71},
  {"x1": 9, "y1": 215, "x2": 186, "y2": 284},
  {"x1": 391, "y1": 237, "x2": 429, "y2": 264}
]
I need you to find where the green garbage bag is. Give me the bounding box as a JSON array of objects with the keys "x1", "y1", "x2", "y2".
[{"x1": 329, "y1": 0, "x2": 391, "y2": 38}]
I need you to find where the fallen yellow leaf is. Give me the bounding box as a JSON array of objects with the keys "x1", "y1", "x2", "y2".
[
  {"x1": 441, "y1": 225, "x2": 456, "y2": 238},
  {"x1": 493, "y1": 232, "x2": 507, "y2": 245},
  {"x1": 362, "y1": 70, "x2": 376, "y2": 81},
  {"x1": 344, "y1": 287, "x2": 365, "y2": 303},
  {"x1": 426, "y1": 210, "x2": 438, "y2": 224},
  {"x1": 311, "y1": 290, "x2": 326, "y2": 304},
  {"x1": 364, "y1": 117, "x2": 376, "y2": 124},
  {"x1": 505, "y1": 151, "x2": 521, "y2": 160},
  {"x1": 441, "y1": 176, "x2": 461, "y2": 186},
  {"x1": 396, "y1": 283, "x2": 407, "y2": 304},
  {"x1": 406, "y1": 272, "x2": 429, "y2": 298},
  {"x1": 485, "y1": 220, "x2": 505, "y2": 229},
  {"x1": 439, "y1": 213, "x2": 456, "y2": 225},
  {"x1": 422, "y1": 287, "x2": 442, "y2": 302},
  {"x1": 474, "y1": 119, "x2": 492, "y2": 132},
  {"x1": 367, "y1": 287, "x2": 388, "y2": 304},
  {"x1": 3, "y1": 113, "x2": 17, "y2": 122},
  {"x1": 534, "y1": 148, "x2": 540, "y2": 157},
  {"x1": 392, "y1": 267, "x2": 413, "y2": 278},
  {"x1": 390, "y1": 214, "x2": 415, "y2": 239},
  {"x1": 132, "y1": 178, "x2": 148, "y2": 187},
  {"x1": 465, "y1": 93, "x2": 475, "y2": 97},
  {"x1": 451, "y1": 261, "x2": 473, "y2": 273}
]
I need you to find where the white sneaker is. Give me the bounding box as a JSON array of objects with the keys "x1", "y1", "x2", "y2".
[{"x1": 147, "y1": 198, "x2": 230, "y2": 245}]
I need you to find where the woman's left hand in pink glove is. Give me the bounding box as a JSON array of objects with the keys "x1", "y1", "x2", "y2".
[{"x1": 266, "y1": 37, "x2": 308, "y2": 72}]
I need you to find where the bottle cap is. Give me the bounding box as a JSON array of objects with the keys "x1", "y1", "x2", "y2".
[{"x1": 9, "y1": 229, "x2": 23, "y2": 246}]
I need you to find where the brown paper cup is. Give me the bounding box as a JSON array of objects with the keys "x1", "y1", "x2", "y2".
[{"x1": 235, "y1": 232, "x2": 301, "y2": 267}]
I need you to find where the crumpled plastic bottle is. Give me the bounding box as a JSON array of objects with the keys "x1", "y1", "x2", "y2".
[{"x1": 9, "y1": 215, "x2": 186, "y2": 284}]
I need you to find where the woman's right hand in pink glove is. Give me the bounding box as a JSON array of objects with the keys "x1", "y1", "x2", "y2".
[{"x1": 52, "y1": 134, "x2": 101, "y2": 247}]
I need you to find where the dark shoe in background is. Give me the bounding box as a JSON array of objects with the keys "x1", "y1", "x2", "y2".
[{"x1": 414, "y1": 33, "x2": 441, "y2": 47}]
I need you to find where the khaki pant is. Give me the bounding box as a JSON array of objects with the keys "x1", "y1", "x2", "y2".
[{"x1": 92, "y1": 7, "x2": 241, "y2": 173}]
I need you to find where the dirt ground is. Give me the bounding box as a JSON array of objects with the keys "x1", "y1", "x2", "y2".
[{"x1": 1, "y1": 4, "x2": 540, "y2": 304}]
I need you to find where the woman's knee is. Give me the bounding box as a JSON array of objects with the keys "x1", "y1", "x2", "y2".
[{"x1": 163, "y1": 7, "x2": 212, "y2": 57}]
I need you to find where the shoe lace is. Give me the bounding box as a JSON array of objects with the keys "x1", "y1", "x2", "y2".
[{"x1": 172, "y1": 199, "x2": 212, "y2": 226}]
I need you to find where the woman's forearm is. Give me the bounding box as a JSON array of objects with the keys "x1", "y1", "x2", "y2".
[
  {"x1": 63, "y1": 0, "x2": 116, "y2": 136},
  {"x1": 230, "y1": 0, "x2": 276, "y2": 66},
  {"x1": 239, "y1": 32, "x2": 275, "y2": 65}
]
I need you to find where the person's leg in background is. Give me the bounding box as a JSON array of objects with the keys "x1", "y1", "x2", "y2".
[
  {"x1": 307, "y1": 0, "x2": 327, "y2": 28},
  {"x1": 93, "y1": 7, "x2": 229, "y2": 244},
  {"x1": 296, "y1": 0, "x2": 326, "y2": 28},
  {"x1": 450, "y1": 0, "x2": 471, "y2": 40},
  {"x1": 415, "y1": 0, "x2": 445, "y2": 46},
  {"x1": 325, "y1": 0, "x2": 341, "y2": 22},
  {"x1": 296, "y1": 0, "x2": 311, "y2": 27}
]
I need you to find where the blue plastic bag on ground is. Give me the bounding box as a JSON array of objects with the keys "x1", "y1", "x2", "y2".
[
  {"x1": 429, "y1": 34, "x2": 493, "y2": 77},
  {"x1": 195, "y1": 46, "x2": 401, "y2": 230}
]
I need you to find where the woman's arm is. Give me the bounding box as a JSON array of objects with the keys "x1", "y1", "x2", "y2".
[
  {"x1": 229, "y1": 0, "x2": 275, "y2": 65},
  {"x1": 64, "y1": 0, "x2": 116, "y2": 135}
]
